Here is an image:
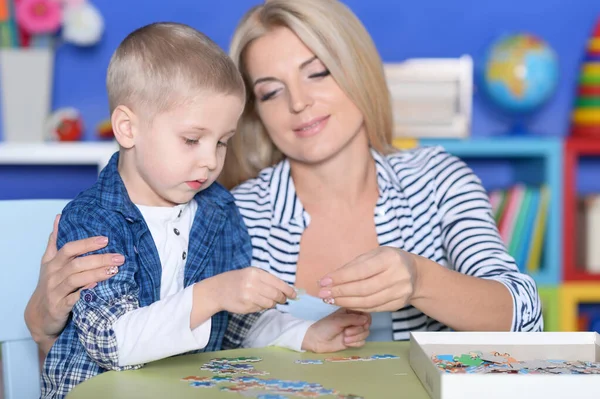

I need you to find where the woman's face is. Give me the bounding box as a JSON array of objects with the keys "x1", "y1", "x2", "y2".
[{"x1": 244, "y1": 26, "x2": 367, "y2": 165}]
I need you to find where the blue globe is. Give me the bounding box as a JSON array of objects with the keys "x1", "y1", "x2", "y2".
[{"x1": 480, "y1": 33, "x2": 559, "y2": 118}]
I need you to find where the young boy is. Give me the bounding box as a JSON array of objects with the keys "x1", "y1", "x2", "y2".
[{"x1": 40, "y1": 22, "x2": 364, "y2": 398}]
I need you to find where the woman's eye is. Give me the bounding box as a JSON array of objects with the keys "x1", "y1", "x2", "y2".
[
  {"x1": 309, "y1": 69, "x2": 330, "y2": 79},
  {"x1": 217, "y1": 141, "x2": 227, "y2": 148},
  {"x1": 184, "y1": 138, "x2": 199, "y2": 146},
  {"x1": 260, "y1": 89, "x2": 280, "y2": 102}
]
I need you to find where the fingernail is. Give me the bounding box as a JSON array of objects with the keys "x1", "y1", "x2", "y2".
[
  {"x1": 319, "y1": 277, "x2": 332, "y2": 287},
  {"x1": 106, "y1": 265, "x2": 119, "y2": 275},
  {"x1": 318, "y1": 289, "x2": 331, "y2": 298},
  {"x1": 96, "y1": 236, "x2": 108, "y2": 245},
  {"x1": 112, "y1": 255, "x2": 125, "y2": 264},
  {"x1": 323, "y1": 297, "x2": 335, "y2": 305},
  {"x1": 360, "y1": 316, "x2": 368, "y2": 323}
]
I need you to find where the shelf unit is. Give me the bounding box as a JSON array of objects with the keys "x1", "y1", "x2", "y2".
[{"x1": 563, "y1": 136, "x2": 600, "y2": 281}]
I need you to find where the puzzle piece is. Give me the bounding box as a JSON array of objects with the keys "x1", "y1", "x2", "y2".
[
  {"x1": 369, "y1": 354, "x2": 400, "y2": 360},
  {"x1": 210, "y1": 356, "x2": 262, "y2": 363},
  {"x1": 432, "y1": 350, "x2": 600, "y2": 375},
  {"x1": 295, "y1": 359, "x2": 324, "y2": 365},
  {"x1": 189, "y1": 381, "x2": 216, "y2": 388}
]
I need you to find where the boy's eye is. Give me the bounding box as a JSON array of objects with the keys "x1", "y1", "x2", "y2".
[{"x1": 184, "y1": 138, "x2": 199, "y2": 146}]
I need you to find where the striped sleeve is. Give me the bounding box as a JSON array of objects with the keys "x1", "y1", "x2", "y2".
[{"x1": 433, "y1": 149, "x2": 543, "y2": 332}]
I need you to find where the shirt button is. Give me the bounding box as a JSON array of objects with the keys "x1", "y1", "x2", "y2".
[
  {"x1": 84, "y1": 293, "x2": 94, "y2": 302},
  {"x1": 125, "y1": 217, "x2": 134, "y2": 223},
  {"x1": 178, "y1": 210, "x2": 182, "y2": 218},
  {"x1": 134, "y1": 246, "x2": 138, "y2": 254},
  {"x1": 182, "y1": 251, "x2": 187, "y2": 260},
  {"x1": 174, "y1": 228, "x2": 180, "y2": 236}
]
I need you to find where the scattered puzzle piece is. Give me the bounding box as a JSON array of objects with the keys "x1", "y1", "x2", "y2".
[
  {"x1": 295, "y1": 359, "x2": 324, "y2": 365},
  {"x1": 189, "y1": 381, "x2": 216, "y2": 388}
]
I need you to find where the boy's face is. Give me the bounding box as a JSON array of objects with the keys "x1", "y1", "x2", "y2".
[{"x1": 127, "y1": 92, "x2": 244, "y2": 206}]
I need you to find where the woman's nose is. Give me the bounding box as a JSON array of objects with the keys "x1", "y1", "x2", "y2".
[{"x1": 288, "y1": 82, "x2": 312, "y2": 114}]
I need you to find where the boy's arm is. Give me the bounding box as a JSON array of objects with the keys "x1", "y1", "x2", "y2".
[
  {"x1": 60, "y1": 209, "x2": 211, "y2": 370},
  {"x1": 112, "y1": 285, "x2": 212, "y2": 366},
  {"x1": 231, "y1": 310, "x2": 314, "y2": 351}
]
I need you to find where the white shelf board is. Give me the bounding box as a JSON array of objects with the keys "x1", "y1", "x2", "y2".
[{"x1": 0, "y1": 141, "x2": 118, "y2": 171}]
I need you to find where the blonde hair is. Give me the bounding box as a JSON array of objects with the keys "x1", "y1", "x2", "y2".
[
  {"x1": 220, "y1": 0, "x2": 395, "y2": 189},
  {"x1": 107, "y1": 22, "x2": 245, "y2": 120}
]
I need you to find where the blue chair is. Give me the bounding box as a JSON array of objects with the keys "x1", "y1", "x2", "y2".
[{"x1": 0, "y1": 199, "x2": 70, "y2": 399}]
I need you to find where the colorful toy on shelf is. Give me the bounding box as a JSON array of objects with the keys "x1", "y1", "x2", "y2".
[
  {"x1": 96, "y1": 119, "x2": 114, "y2": 140},
  {"x1": 45, "y1": 107, "x2": 83, "y2": 141},
  {"x1": 570, "y1": 17, "x2": 600, "y2": 137}
]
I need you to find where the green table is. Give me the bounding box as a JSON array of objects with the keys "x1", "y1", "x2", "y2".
[{"x1": 67, "y1": 342, "x2": 429, "y2": 399}]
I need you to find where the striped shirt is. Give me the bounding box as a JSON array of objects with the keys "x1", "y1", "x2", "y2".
[{"x1": 231, "y1": 146, "x2": 543, "y2": 340}]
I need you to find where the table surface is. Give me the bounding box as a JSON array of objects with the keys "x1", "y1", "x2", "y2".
[{"x1": 66, "y1": 342, "x2": 430, "y2": 399}]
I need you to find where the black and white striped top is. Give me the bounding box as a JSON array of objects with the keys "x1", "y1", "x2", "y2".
[{"x1": 232, "y1": 146, "x2": 543, "y2": 340}]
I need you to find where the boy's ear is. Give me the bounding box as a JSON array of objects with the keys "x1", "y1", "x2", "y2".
[{"x1": 111, "y1": 105, "x2": 137, "y2": 149}]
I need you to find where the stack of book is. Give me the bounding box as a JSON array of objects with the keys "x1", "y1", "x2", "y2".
[{"x1": 489, "y1": 184, "x2": 550, "y2": 273}]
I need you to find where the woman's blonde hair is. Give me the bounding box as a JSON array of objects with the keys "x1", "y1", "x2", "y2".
[{"x1": 220, "y1": 0, "x2": 395, "y2": 189}]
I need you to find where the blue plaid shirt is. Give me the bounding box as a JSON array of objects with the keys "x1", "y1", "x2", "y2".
[{"x1": 41, "y1": 152, "x2": 253, "y2": 398}]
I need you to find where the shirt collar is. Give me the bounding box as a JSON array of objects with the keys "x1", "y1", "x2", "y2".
[{"x1": 270, "y1": 158, "x2": 305, "y2": 227}]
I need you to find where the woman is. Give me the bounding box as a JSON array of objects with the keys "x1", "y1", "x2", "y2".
[{"x1": 25, "y1": 0, "x2": 542, "y2": 354}]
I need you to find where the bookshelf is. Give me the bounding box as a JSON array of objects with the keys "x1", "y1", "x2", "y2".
[{"x1": 563, "y1": 136, "x2": 600, "y2": 281}]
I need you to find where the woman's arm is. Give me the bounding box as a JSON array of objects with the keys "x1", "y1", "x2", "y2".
[
  {"x1": 422, "y1": 151, "x2": 540, "y2": 332},
  {"x1": 24, "y1": 215, "x2": 124, "y2": 354},
  {"x1": 317, "y1": 150, "x2": 541, "y2": 332},
  {"x1": 409, "y1": 253, "x2": 514, "y2": 331}
]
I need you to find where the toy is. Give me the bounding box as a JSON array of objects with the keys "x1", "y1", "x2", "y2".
[
  {"x1": 45, "y1": 107, "x2": 83, "y2": 141},
  {"x1": 570, "y1": 16, "x2": 600, "y2": 137}
]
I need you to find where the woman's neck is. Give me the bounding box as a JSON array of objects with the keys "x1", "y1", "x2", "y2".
[{"x1": 290, "y1": 134, "x2": 378, "y2": 209}]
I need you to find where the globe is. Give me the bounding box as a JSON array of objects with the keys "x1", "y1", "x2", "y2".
[{"x1": 479, "y1": 33, "x2": 559, "y2": 127}]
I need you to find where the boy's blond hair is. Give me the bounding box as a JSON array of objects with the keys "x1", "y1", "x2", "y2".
[
  {"x1": 107, "y1": 22, "x2": 245, "y2": 121},
  {"x1": 219, "y1": 0, "x2": 396, "y2": 189}
]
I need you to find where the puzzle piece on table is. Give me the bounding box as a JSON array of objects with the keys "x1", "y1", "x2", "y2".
[
  {"x1": 369, "y1": 354, "x2": 400, "y2": 360},
  {"x1": 189, "y1": 381, "x2": 217, "y2": 388},
  {"x1": 200, "y1": 357, "x2": 270, "y2": 376},
  {"x1": 210, "y1": 356, "x2": 263, "y2": 363},
  {"x1": 323, "y1": 354, "x2": 400, "y2": 362},
  {"x1": 295, "y1": 359, "x2": 324, "y2": 365},
  {"x1": 182, "y1": 368, "x2": 368, "y2": 397},
  {"x1": 181, "y1": 376, "x2": 210, "y2": 382}
]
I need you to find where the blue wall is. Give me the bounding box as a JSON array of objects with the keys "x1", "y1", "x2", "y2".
[{"x1": 1, "y1": 0, "x2": 599, "y2": 140}]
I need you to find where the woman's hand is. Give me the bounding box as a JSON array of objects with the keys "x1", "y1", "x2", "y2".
[
  {"x1": 24, "y1": 215, "x2": 124, "y2": 351},
  {"x1": 316, "y1": 247, "x2": 418, "y2": 312}
]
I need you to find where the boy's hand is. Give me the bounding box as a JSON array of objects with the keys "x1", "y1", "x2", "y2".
[
  {"x1": 211, "y1": 267, "x2": 297, "y2": 314},
  {"x1": 301, "y1": 309, "x2": 371, "y2": 353}
]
